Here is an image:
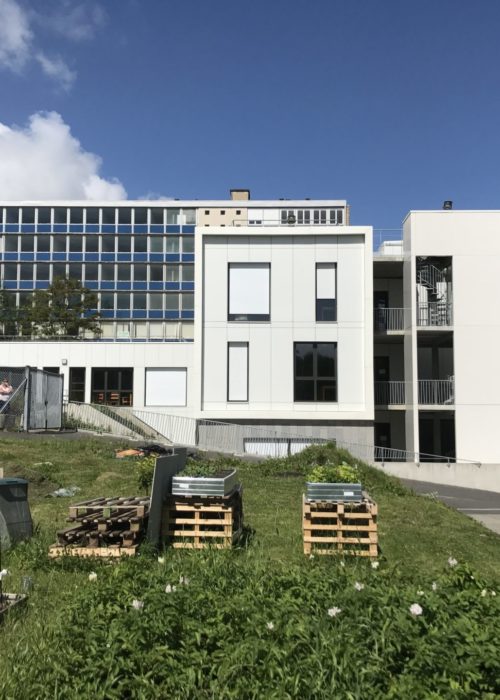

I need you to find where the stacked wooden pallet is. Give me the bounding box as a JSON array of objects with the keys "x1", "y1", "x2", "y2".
[
  {"x1": 303, "y1": 493, "x2": 378, "y2": 558},
  {"x1": 162, "y1": 485, "x2": 243, "y2": 550},
  {"x1": 49, "y1": 496, "x2": 150, "y2": 558}
]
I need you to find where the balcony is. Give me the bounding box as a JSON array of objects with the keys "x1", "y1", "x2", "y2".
[
  {"x1": 374, "y1": 381, "x2": 405, "y2": 405},
  {"x1": 374, "y1": 379, "x2": 455, "y2": 406},
  {"x1": 418, "y1": 378, "x2": 454, "y2": 405},
  {"x1": 374, "y1": 308, "x2": 405, "y2": 333},
  {"x1": 417, "y1": 302, "x2": 453, "y2": 327}
]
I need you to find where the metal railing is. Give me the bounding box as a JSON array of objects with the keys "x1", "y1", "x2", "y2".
[
  {"x1": 417, "y1": 264, "x2": 446, "y2": 293},
  {"x1": 64, "y1": 402, "x2": 481, "y2": 466},
  {"x1": 373, "y1": 229, "x2": 403, "y2": 253},
  {"x1": 418, "y1": 379, "x2": 454, "y2": 405},
  {"x1": 374, "y1": 308, "x2": 406, "y2": 332},
  {"x1": 417, "y1": 302, "x2": 453, "y2": 327},
  {"x1": 374, "y1": 381, "x2": 405, "y2": 405}
]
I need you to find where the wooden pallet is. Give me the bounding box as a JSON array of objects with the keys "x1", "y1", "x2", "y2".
[
  {"x1": 48, "y1": 544, "x2": 138, "y2": 559},
  {"x1": 52, "y1": 496, "x2": 150, "y2": 556},
  {"x1": 162, "y1": 485, "x2": 243, "y2": 549},
  {"x1": 303, "y1": 493, "x2": 378, "y2": 558}
]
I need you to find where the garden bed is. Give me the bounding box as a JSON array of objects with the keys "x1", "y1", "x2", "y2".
[
  {"x1": 171, "y1": 468, "x2": 239, "y2": 497},
  {"x1": 303, "y1": 493, "x2": 378, "y2": 557}
]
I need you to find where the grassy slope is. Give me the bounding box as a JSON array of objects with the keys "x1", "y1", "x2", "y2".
[{"x1": 1, "y1": 435, "x2": 499, "y2": 580}]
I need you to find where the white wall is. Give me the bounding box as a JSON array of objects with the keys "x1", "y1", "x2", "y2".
[
  {"x1": 198, "y1": 227, "x2": 373, "y2": 421},
  {"x1": 0, "y1": 341, "x2": 194, "y2": 414},
  {"x1": 405, "y1": 210, "x2": 500, "y2": 463}
]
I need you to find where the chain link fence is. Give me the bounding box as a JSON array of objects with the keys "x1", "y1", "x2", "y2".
[{"x1": 0, "y1": 367, "x2": 64, "y2": 432}]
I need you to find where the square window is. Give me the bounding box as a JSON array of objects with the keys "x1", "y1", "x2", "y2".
[
  {"x1": 54, "y1": 208, "x2": 68, "y2": 225},
  {"x1": 134, "y1": 264, "x2": 147, "y2": 281},
  {"x1": 134, "y1": 236, "x2": 147, "y2": 253},
  {"x1": 86, "y1": 208, "x2": 99, "y2": 225},
  {"x1": 150, "y1": 237, "x2": 163, "y2": 253},
  {"x1": 117, "y1": 264, "x2": 130, "y2": 281},
  {"x1": 151, "y1": 208, "x2": 164, "y2": 225},
  {"x1": 228, "y1": 263, "x2": 270, "y2": 322},
  {"x1": 145, "y1": 368, "x2": 187, "y2": 407},
  {"x1": 134, "y1": 208, "x2": 147, "y2": 225},
  {"x1": 101, "y1": 264, "x2": 115, "y2": 281},
  {"x1": 36, "y1": 235, "x2": 50, "y2": 252},
  {"x1": 102, "y1": 208, "x2": 116, "y2": 225},
  {"x1": 70, "y1": 208, "x2": 83, "y2": 224},
  {"x1": 100, "y1": 293, "x2": 114, "y2": 310},
  {"x1": 53, "y1": 236, "x2": 67, "y2": 253},
  {"x1": 294, "y1": 342, "x2": 337, "y2": 402},
  {"x1": 118, "y1": 208, "x2": 132, "y2": 225},
  {"x1": 85, "y1": 236, "x2": 99, "y2": 253},
  {"x1": 37, "y1": 207, "x2": 51, "y2": 225}
]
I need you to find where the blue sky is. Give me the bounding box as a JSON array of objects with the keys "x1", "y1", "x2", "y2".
[{"x1": 1, "y1": 0, "x2": 500, "y2": 230}]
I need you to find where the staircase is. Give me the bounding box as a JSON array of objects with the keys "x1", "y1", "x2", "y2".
[{"x1": 417, "y1": 263, "x2": 452, "y2": 326}]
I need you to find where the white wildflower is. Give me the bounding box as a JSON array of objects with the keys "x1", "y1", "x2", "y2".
[
  {"x1": 179, "y1": 576, "x2": 190, "y2": 586},
  {"x1": 165, "y1": 584, "x2": 177, "y2": 593},
  {"x1": 88, "y1": 572, "x2": 97, "y2": 582},
  {"x1": 431, "y1": 582, "x2": 438, "y2": 591},
  {"x1": 371, "y1": 561, "x2": 379, "y2": 570},
  {"x1": 309, "y1": 554, "x2": 315, "y2": 559},
  {"x1": 354, "y1": 581, "x2": 365, "y2": 591},
  {"x1": 491, "y1": 591, "x2": 497, "y2": 597},
  {"x1": 327, "y1": 606, "x2": 342, "y2": 617},
  {"x1": 132, "y1": 599, "x2": 144, "y2": 611},
  {"x1": 339, "y1": 560, "x2": 345, "y2": 568},
  {"x1": 447, "y1": 557, "x2": 458, "y2": 568},
  {"x1": 158, "y1": 556, "x2": 165, "y2": 565},
  {"x1": 409, "y1": 603, "x2": 423, "y2": 617},
  {"x1": 417, "y1": 590, "x2": 424, "y2": 596},
  {"x1": 481, "y1": 589, "x2": 488, "y2": 597},
  {"x1": 0, "y1": 569, "x2": 9, "y2": 580},
  {"x1": 266, "y1": 622, "x2": 275, "y2": 630}
]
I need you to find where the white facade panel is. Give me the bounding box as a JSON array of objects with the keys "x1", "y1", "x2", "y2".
[
  {"x1": 228, "y1": 343, "x2": 248, "y2": 402},
  {"x1": 145, "y1": 368, "x2": 187, "y2": 407},
  {"x1": 228, "y1": 263, "x2": 270, "y2": 316}
]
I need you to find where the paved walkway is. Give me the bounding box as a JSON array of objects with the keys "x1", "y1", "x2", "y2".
[{"x1": 401, "y1": 479, "x2": 500, "y2": 535}]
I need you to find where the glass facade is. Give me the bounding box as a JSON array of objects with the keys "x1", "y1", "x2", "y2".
[{"x1": 0, "y1": 206, "x2": 196, "y2": 324}]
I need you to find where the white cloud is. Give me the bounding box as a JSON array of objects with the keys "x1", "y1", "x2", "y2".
[
  {"x1": 36, "y1": 52, "x2": 76, "y2": 91},
  {"x1": 0, "y1": 0, "x2": 32, "y2": 71},
  {"x1": 0, "y1": 112, "x2": 127, "y2": 200},
  {"x1": 0, "y1": 0, "x2": 105, "y2": 88},
  {"x1": 34, "y1": 1, "x2": 107, "y2": 42}
]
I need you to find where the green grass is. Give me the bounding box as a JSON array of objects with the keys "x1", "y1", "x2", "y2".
[{"x1": 0, "y1": 435, "x2": 499, "y2": 697}]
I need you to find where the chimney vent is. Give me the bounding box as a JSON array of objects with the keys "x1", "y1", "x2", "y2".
[
  {"x1": 443, "y1": 200, "x2": 453, "y2": 210},
  {"x1": 230, "y1": 189, "x2": 250, "y2": 201}
]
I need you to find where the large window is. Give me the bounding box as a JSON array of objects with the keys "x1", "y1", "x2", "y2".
[
  {"x1": 227, "y1": 342, "x2": 249, "y2": 402},
  {"x1": 69, "y1": 367, "x2": 85, "y2": 403},
  {"x1": 92, "y1": 368, "x2": 133, "y2": 406},
  {"x1": 228, "y1": 263, "x2": 270, "y2": 322},
  {"x1": 294, "y1": 342, "x2": 337, "y2": 402},
  {"x1": 316, "y1": 263, "x2": 337, "y2": 322}
]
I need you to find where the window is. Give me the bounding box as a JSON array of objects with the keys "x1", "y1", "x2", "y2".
[
  {"x1": 69, "y1": 367, "x2": 85, "y2": 402},
  {"x1": 100, "y1": 293, "x2": 114, "y2": 310},
  {"x1": 151, "y1": 208, "x2": 164, "y2": 225},
  {"x1": 22, "y1": 208, "x2": 35, "y2": 224},
  {"x1": 53, "y1": 236, "x2": 67, "y2": 253},
  {"x1": 84, "y1": 264, "x2": 98, "y2": 281},
  {"x1": 133, "y1": 236, "x2": 147, "y2": 253},
  {"x1": 165, "y1": 293, "x2": 179, "y2": 310},
  {"x1": 85, "y1": 236, "x2": 99, "y2": 253},
  {"x1": 37, "y1": 235, "x2": 50, "y2": 252},
  {"x1": 181, "y1": 293, "x2": 194, "y2": 310},
  {"x1": 294, "y1": 342, "x2": 337, "y2": 402},
  {"x1": 118, "y1": 236, "x2": 131, "y2": 252},
  {"x1": 228, "y1": 263, "x2": 270, "y2": 321},
  {"x1": 37, "y1": 208, "x2": 51, "y2": 225},
  {"x1": 182, "y1": 236, "x2": 194, "y2": 253},
  {"x1": 221, "y1": 210, "x2": 226, "y2": 215},
  {"x1": 92, "y1": 368, "x2": 133, "y2": 406},
  {"x1": 227, "y1": 342, "x2": 248, "y2": 402},
  {"x1": 6, "y1": 208, "x2": 19, "y2": 224},
  {"x1": 102, "y1": 208, "x2": 116, "y2": 225},
  {"x1": 316, "y1": 263, "x2": 337, "y2": 322},
  {"x1": 70, "y1": 208, "x2": 83, "y2": 224},
  {"x1": 53, "y1": 263, "x2": 66, "y2": 278},
  {"x1": 102, "y1": 236, "x2": 115, "y2": 252},
  {"x1": 86, "y1": 208, "x2": 99, "y2": 225},
  {"x1": 166, "y1": 265, "x2": 179, "y2": 282},
  {"x1": 21, "y1": 235, "x2": 34, "y2": 252},
  {"x1": 149, "y1": 293, "x2": 163, "y2": 310},
  {"x1": 69, "y1": 236, "x2": 83, "y2": 252},
  {"x1": 145, "y1": 368, "x2": 187, "y2": 406},
  {"x1": 118, "y1": 208, "x2": 132, "y2": 225},
  {"x1": 5, "y1": 236, "x2": 18, "y2": 252},
  {"x1": 134, "y1": 264, "x2": 147, "y2": 281},
  {"x1": 54, "y1": 208, "x2": 67, "y2": 225},
  {"x1": 133, "y1": 293, "x2": 147, "y2": 309},
  {"x1": 181, "y1": 264, "x2": 194, "y2": 282},
  {"x1": 150, "y1": 237, "x2": 163, "y2": 253},
  {"x1": 36, "y1": 264, "x2": 50, "y2": 280},
  {"x1": 166, "y1": 237, "x2": 179, "y2": 253},
  {"x1": 150, "y1": 265, "x2": 163, "y2": 282},
  {"x1": 134, "y1": 208, "x2": 147, "y2": 225},
  {"x1": 166, "y1": 209, "x2": 179, "y2": 225},
  {"x1": 117, "y1": 264, "x2": 131, "y2": 281},
  {"x1": 101, "y1": 264, "x2": 115, "y2": 281}
]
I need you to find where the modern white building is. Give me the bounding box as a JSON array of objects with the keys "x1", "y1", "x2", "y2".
[
  {"x1": 0, "y1": 194, "x2": 374, "y2": 450},
  {"x1": 2, "y1": 194, "x2": 500, "y2": 470}
]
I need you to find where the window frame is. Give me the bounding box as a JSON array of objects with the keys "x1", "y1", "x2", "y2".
[
  {"x1": 293, "y1": 342, "x2": 338, "y2": 403},
  {"x1": 315, "y1": 262, "x2": 337, "y2": 322},
  {"x1": 227, "y1": 262, "x2": 271, "y2": 322}
]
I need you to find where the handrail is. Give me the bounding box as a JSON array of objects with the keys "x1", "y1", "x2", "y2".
[
  {"x1": 374, "y1": 307, "x2": 406, "y2": 331},
  {"x1": 374, "y1": 381, "x2": 405, "y2": 405},
  {"x1": 63, "y1": 402, "x2": 480, "y2": 467},
  {"x1": 417, "y1": 302, "x2": 453, "y2": 327}
]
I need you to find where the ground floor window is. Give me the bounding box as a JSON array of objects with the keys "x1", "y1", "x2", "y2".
[
  {"x1": 91, "y1": 368, "x2": 133, "y2": 406},
  {"x1": 69, "y1": 367, "x2": 85, "y2": 403},
  {"x1": 294, "y1": 342, "x2": 337, "y2": 402}
]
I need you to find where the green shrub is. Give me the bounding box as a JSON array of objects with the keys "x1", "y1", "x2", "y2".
[
  {"x1": 0, "y1": 555, "x2": 498, "y2": 698},
  {"x1": 135, "y1": 454, "x2": 157, "y2": 491},
  {"x1": 306, "y1": 461, "x2": 360, "y2": 483},
  {"x1": 181, "y1": 462, "x2": 227, "y2": 477}
]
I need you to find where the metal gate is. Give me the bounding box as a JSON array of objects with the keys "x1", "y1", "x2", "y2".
[
  {"x1": 0, "y1": 366, "x2": 64, "y2": 431},
  {"x1": 26, "y1": 368, "x2": 64, "y2": 430}
]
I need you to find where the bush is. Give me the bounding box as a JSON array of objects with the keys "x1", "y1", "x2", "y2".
[
  {"x1": 1, "y1": 555, "x2": 498, "y2": 698},
  {"x1": 306, "y1": 462, "x2": 360, "y2": 484}
]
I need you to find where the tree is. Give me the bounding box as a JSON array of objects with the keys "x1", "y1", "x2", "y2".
[
  {"x1": 0, "y1": 290, "x2": 18, "y2": 336},
  {"x1": 29, "y1": 277, "x2": 101, "y2": 337}
]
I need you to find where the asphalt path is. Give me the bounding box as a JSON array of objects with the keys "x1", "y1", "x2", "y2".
[{"x1": 401, "y1": 479, "x2": 500, "y2": 535}]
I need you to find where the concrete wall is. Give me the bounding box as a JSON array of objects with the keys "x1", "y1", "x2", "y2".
[{"x1": 378, "y1": 460, "x2": 500, "y2": 494}]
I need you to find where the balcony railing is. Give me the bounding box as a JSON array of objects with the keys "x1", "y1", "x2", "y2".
[
  {"x1": 418, "y1": 379, "x2": 454, "y2": 405},
  {"x1": 417, "y1": 302, "x2": 453, "y2": 327},
  {"x1": 374, "y1": 308, "x2": 406, "y2": 332},
  {"x1": 374, "y1": 381, "x2": 405, "y2": 405}
]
